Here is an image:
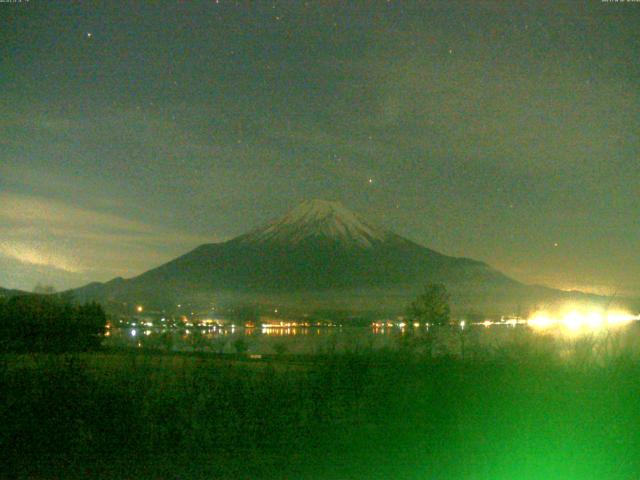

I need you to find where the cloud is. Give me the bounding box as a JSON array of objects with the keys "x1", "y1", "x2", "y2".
[
  {"x1": 0, "y1": 192, "x2": 154, "y2": 234},
  {"x1": 0, "y1": 192, "x2": 214, "y2": 244},
  {"x1": 0, "y1": 192, "x2": 216, "y2": 289},
  {"x1": 0, "y1": 241, "x2": 83, "y2": 273}
]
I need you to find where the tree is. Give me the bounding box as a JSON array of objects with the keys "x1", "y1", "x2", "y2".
[
  {"x1": 407, "y1": 283, "x2": 451, "y2": 327},
  {"x1": 232, "y1": 337, "x2": 249, "y2": 355},
  {"x1": 160, "y1": 330, "x2": 175, "y2": 351},
  {"x1": 74, "y1": 301, "x2": 107, "y2": 350},
  {"x1": 212, "y1": 335, "x2": 229, "y2": 354},
  {"x1": 231, "y1": 304, "x2": 260, "y2": 325},
  {"x1": 33, "y1": 284, "x2": 56, "y2": 295},
  {"x1": 0, "y1": 295, "x2": 106, "y2": 352}
]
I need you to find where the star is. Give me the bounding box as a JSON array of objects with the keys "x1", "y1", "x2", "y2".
[
  {"x1": 86, "y1": 32, "x2": 93, "y2": 38},
  {"x1": 368, "y1": 178, "x2": 374, "y2": 184}
]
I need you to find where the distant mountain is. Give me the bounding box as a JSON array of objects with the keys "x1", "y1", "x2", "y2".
[
  {"x1": 71, "y1": 199, "x2": 612, "y2": 316},
  {"x1": 0, "y1": 287, "x2": 29, "y2": 299}
]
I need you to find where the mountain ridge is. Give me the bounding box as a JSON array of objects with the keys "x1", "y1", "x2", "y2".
[
  {"x1": 237, "y1": 199, "x2": 393, "y2": 248},
  {"x1": 0, "y1": 287, "x2": 29, "y2": 298},
  {"x1": 69, "y1": 200, "x2": 615, "y2": 315}
]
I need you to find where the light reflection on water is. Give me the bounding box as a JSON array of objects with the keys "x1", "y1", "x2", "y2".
[
  {"x1": 259, "y1": 327, "x2": 324, "y2": 336},
  {"x1": 104, "y1": 317, "x2": 640, "y2": 356}
]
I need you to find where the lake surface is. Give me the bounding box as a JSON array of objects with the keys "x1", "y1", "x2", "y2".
[{"x1": 104, "y1": 319, "x2": 640, "y2": 357}]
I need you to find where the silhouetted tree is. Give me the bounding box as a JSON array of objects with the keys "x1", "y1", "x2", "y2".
[
  {"x1": 74, "y1": 301, "x2": 107, "y2": 350},
  {"x1": 187, "y1": 330, "x2": 209, "y2": 352},
  {"x1": 160, "y1": 330, "x2": 174, "y2": 351},
  {"x1": 33, "y1": 284, "x2": 56, "y2": 295},
  {"x1": 232, "y1": 337, "x2": 249, "y2": 355},
  {"x1": 0, "y1": 295, "x2": 106, "y2": 352},
  {"x1": 213, "y1": 335, "x2": 229, "y2": 354},
  {"x1": 231, "y1": 304, "x2": 260, "y2": 325},
  {"x1": 407, "y1": 283, "x2": 451, "y2": 326}
]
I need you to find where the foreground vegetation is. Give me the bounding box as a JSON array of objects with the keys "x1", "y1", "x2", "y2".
[
  {"x1": 2, "y1": 330, "x2": 640, "y2": 479},
  {"x1": 0, "y1": 294, "x2": 105, "y2": 353}
]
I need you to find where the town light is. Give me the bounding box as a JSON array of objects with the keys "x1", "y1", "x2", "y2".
[{"x1": 527, "y1": 305, "x2": 638, "y2": 335}]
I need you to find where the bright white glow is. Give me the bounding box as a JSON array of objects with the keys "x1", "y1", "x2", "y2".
[
  {"x1": 460, "y1": 320, "x2": 466, "y2": 330},
  {"x1": 607, "y1": 311, "x2": 637, "y2": 327},
  {"x1": 130, "y1": 329, "x2": 137, "y2": 337},
  {"x1": 0, "y1": 241, "x2": 83, "y2": 273},
  {"x1": 563, "y1": 311, "x2": 583, "y2": 332},
  {"x1": 527, "y1": 305, "x2": 638, "y2": 335},
  {"x1": 528, "y1": 313, "x2": 556, "y2": 330},
  {"x1": 585, "y1": 311, "x2": 604, "y2": 329}
]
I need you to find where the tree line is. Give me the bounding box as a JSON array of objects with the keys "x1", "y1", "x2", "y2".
[{"x1": 0, "y1": 294, "x2": 106, "y2": 353}]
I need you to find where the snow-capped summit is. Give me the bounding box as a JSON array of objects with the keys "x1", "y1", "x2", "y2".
[
  {"x1": 70, "y1": 198, "x2": 601, "y2": 317},
  {"x1": 240, "y1": 199, "x2": 391, "y2": 248}
]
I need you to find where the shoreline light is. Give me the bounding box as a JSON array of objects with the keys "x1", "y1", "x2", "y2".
[{"x1": 527, "y1": 307, "x2": 638, "y2": 334}]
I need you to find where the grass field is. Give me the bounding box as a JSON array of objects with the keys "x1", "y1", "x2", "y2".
[{"x1": 2, "y1": 331, "x2": 640, "y2": 479}]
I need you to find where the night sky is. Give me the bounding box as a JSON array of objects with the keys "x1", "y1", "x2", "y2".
[{"x1": 1, "y1": 1, "x2": 638, "y2": 297}]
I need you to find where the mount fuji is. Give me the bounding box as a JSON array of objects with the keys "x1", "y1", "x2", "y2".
[{"x1": 71, "y1": 199, "x2": 600, "y2": 315}]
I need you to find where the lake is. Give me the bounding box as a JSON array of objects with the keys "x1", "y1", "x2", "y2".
[{"x1": 104, "y1": 317, "x2": 640, "y2": 357}]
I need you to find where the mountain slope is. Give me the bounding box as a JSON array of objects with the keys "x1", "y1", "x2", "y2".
[
  {"x1": 70, "y1": 200, "x2": 605, "y2": 315},
  {"x1": 0, "y1": 287, "x2": 29, "y2": 299},
  {"x1": 239, "y1": 199, "x2": 392, "y2": 248}
]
